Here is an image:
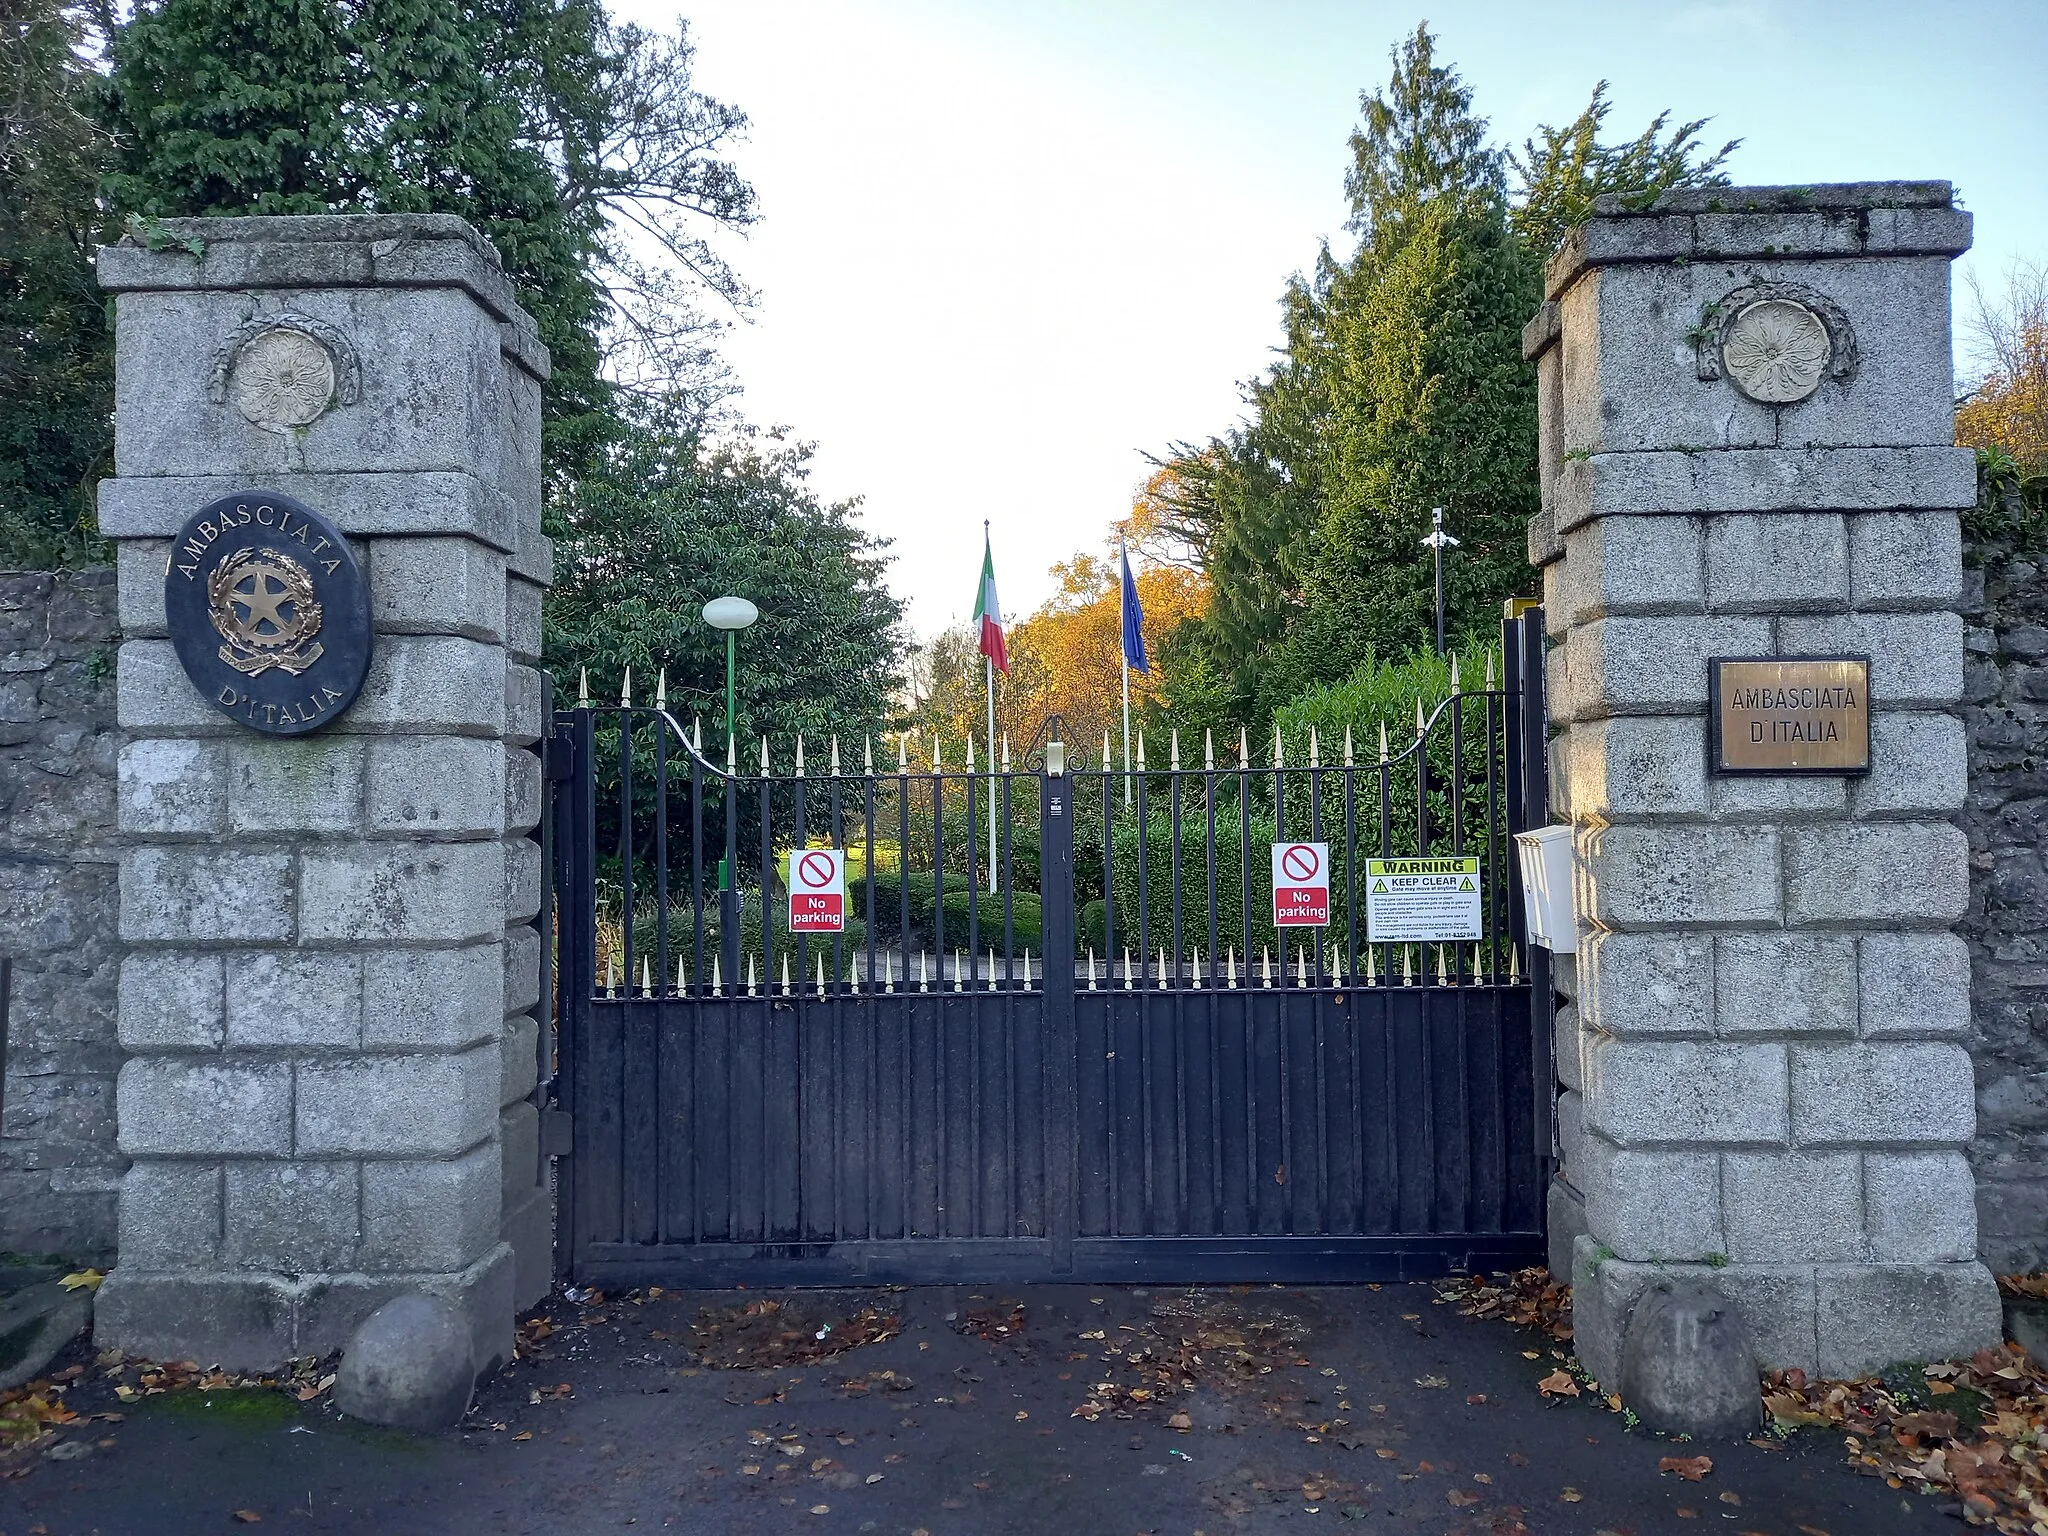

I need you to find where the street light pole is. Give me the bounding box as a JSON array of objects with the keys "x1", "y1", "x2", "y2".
[{"x1": 702, "y1": 596, "x2": 759, "y2": 982}]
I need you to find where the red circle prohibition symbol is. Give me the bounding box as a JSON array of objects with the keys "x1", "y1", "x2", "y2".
[
  {"x1": 797, "y1": 851, "x2": 837, "y2": 888},
  {"x1": 1281, "y1": 844, "x2": 1320, "y2": 882}
]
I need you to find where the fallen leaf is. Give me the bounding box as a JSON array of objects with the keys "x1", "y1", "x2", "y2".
[
  {"x1": 1718, "y1": 1490, "x2": 1742, "y2": 1506},
  {"x1": 1414, "y1": 1375, "x2": 1447, "y2": 1389},
  {"x1": 1447, "y1": 1490, "x2": 1481, "y2": 1506},
  {"x1": 1659, "y1": 1455, "x2": 1713, "y2": 1481},
  {"x1": 58, "y1": 1270, "x2": 104, "y2": 1292},
  {"x1": 809, "y1": 1505, "x2": 829, "y2": 1515},
  {"x1": 865, "y1": 1473, "x2": 883, "y2": 1485},
  {"x1": 1537, "y1": 1371, "x2": 1579, "y2": 1398},
  {"x1": 512, "y1": 1431, "x2": 532, "y2": 1442},
  {"x1": 233, "y1": 1514, "x2": 262, "y2": 1525},
  {"x1": 1375, "y1": 1449, "x2": 1399, "y2": 1460},
  {"x1": 1559, "y1": 1488, "x2": 1583, "y2": 1502}
]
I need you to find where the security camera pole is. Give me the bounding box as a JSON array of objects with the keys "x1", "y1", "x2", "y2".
[{"x1": 1420, "y1": 507, "x2": 1459, "y2": 657}]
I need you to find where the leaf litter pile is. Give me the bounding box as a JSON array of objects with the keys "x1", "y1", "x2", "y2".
[
  {"x1": 1070, "y1": 1291, "x2": 1312, "y2": 1424},
  {"x1": 684, "y1": 1296, "x2": 903, "y2": 1370},
  {"x1": 1437, "y1": 1264, "x2": 2048, "y2": 1534}
]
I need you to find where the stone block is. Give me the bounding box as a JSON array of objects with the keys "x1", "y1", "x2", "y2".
[
  {"x1": 1849, "y1": 511, "x2": 1961, "y2": 610},
  {"x1": 500, "y1": 1101, "x2": 539, "y2": 1197},
  {"x1": 361, "y1": 945, "x2": 501, "y2": 1048},
  {"x1": 1863, "y1": 205, "x2": 1975, "y2": 256},
  {"x1": 1553, "y1": 614, "x2": 1773, "y2": 722},
  {"x1": 119, "y1": 738, "x2": 226, "y2": 834},
  {"x1": 118, "y1": 1058, "x2": 291, "y2": 1155},
  {"x1": 118, "y1": 952, "x2": 224, "y2": 1049},
  {"x1": 1577, "y1": 1134, "x2": 1724, "y2": 1261},
  {"x1": 1850, "y1": 712, "x2": 1966, "y2": 814},
  {"x1": 1858, "y1": 932, "x2": 1970, "y2": 1039},
  {"x1": 1713, "y1": 933, "x2": 1857, "y2": 1037},
  {"x1": 1554, "y1": 446, "x2": 1977, "y2": 534},
  {"x1": 110, "y1": 284, "x2": 505, "y2": 483},
  {"x1": 342, "y1": 636, "x2": 507, "y2": 736},
  {"x1": 501, "y1": 1015, "x2": 538, "y2": 1104},
  {"x1": 1865, "y1": 1150, "x2": 1977, "y2": 1262},
  {"x1": 505, "y1": 578, "x2": 543, "y2": 664},
  {"x1": 365, "y1": 736, "x2": 504, "y2": 836},
  {"x1": 116, "y1": 638, "x2": 220, "y2": 733},
  {"x1": 368, "y1": 536, "x2": 505, "y2": 642},
  {"x1": 118, "y1": 1162, "x2": 222, "y2": 1266},
  {"x1": 502, "y1": 1181, "x2": 553, "y2": 1312},
  {"x1": 1814, "y1": 1263, "x2": 2000, "y2": 1376},
  {"x1": 1583, "y1": 1037, "x2": 1788, "y2": 1146},
  {"x1": 503, "y1": 924, "x2": 541, "y2": 1017},
  {"x1": 1554, "y1": 1003, "x2": 1583, "y2": 1091},
  {"x1": 223, "y1": 951, "x2": 362, "y2": 1049},
  {"x1": 1618, "y1": 1281, "x2": 1762, "y2": 1440},
  {"x1": 1552, "y1": 515, "x2": 1705, "y2": 625},
  {"x1": 1779, "y1": 611, "x2": 1964, "y2": 707},
  {"x1": 121, "y1": 847, "x2": 295, "y2": 942},
  {"x1": 295, "y1": 1046, "x2": 499, "y2": 1157},
  {"x1": 1784, "y1": 821, "x2": 1966, "y2": 926},
  {"x1": 1581, "y1": 930, "x2": 1713, "y2": 1037},
  {"x1": 93, "y1": 1270, "x2": 297, "y2": 1371},
  {"x1": 100, "y1": 471, "x2": 517, "y2": 553},
  {"x1": 1571, "y1": 1236, "x2": 1821, "y2": 1382},
  {"x1": 292, "y1": 1240, "x2": 516, "y2": 1373},
  {"x1": 1791, "y1": 1042, "x2": 1975, "y2": 1145},
  {"x1": 298, "y1": 840, "x2": 503, "y2": 943},
  {"x1": 504, "y1": 664, "x2": 543, "y2": 746},
  {"x1": 1704, "y1": 513, "x2": 1849, "y2": 613},
  {"x1": 503, "y1": 836, "x2": 541, "y2": 924},
  {"x1": 1558, "y1": 716, "x2": 1707, "y2": 818},
  {"x1": 223, "y1": 1161, "x2": 361, "y2": 1271},
  {"x1": 226, "y1": 737, "x2": 365, "y2": 833},
  {"x1": 1707, "y1": 773, "x2": 1846, "y2": 819},
  {"x1": 1694, "y1": 209, "x2": 1863, "y2": 259},
  {"x1": 115, "y1": 540, "x2": 171, "y2": 635},
  {"x1": 1585, "y1": 824, "x2": 1780, "y2": 928},
  {"x1": 504, "y1": 744, "x2": 541, "y2": 835},
  {"x1": 360, "y1": 1144, "x2": 500, "y2": 1272},
  {"x1": 1721, "y1": 1150, "x2": 1862, "y2": 1261}
]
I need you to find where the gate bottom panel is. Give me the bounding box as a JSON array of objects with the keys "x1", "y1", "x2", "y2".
[{"x1": 570, "y1": 1234, "x2": 1542, "y2": 1288}]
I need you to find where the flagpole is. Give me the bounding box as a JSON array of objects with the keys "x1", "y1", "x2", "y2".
[
  {"x1": 1120, "y1": 538, "x2": 1132, "y2": 809},
  {"x1": 985, "y1": 652, "x2": 997, "y2": 894}
]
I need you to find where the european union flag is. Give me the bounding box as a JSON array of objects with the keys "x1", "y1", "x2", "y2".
[{"x1": 1120, "y1": 542, "x2": 1149, "y2": 675}]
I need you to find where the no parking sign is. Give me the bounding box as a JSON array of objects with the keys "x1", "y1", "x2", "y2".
[
  {"x1": 1271, "y1": 841, "x2": 1330, "y2": 927},
  {"x1": 786, "y1": 847, "x2": 846, "y2": 932}
]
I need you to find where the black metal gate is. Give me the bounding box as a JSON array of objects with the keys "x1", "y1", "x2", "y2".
[{"x1": 546, "y1": 610, "x2": 1552, "y2": 1285}]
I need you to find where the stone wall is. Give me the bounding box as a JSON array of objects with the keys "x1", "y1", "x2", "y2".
[
  {"x1": 1961, "y1": 523, "x2": 2048, "y2": 1271},
  {"x1": 0, "y1": 569, "x2": 122, "y2": 1261}
]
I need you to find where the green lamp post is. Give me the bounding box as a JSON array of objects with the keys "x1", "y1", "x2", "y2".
[{"x1": 701, "y1": 595, "x2": 758, "y2": 978}]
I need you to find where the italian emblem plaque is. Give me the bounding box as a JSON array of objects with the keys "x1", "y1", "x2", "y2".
[{"x1": 164, "y1": 490, "x2": 372, "y2": 735}]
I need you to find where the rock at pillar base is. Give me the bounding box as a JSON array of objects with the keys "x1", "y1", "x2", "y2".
[
  {"x1": 1618, "y1": 1280, "x2": 1760, "y2": 1440},
  {"x1": 334, "y1": 1294, "x2": 476, "y2": 1431},
  {"x1": 0, "y1": 1273, "x2": 94, "y2": 1393}
]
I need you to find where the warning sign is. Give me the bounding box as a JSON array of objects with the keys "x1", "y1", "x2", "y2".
[
  {"x1": 1364, "y1": 856, "x2": 1481, "y2": 943},
  {"x1": 1271, "y1": 841, "x2": 1330, "y2": 928},
  {"x1": 786, "y1": 847, "x2": 846, "y2": 933}
]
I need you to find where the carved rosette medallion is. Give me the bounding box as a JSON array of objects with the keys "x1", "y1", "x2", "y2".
[
  {"x1": 228, "y1": 326, "x2": 337, "y2": 428},
  {"x1": 1719, "y1": 299, "x2": 1832, "y2": 404},
  {"x1": 164, "y1": 490, "x2": 372, "y2": 736}
]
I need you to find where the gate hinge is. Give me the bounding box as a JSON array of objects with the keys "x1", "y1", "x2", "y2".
[
  {"x1": 542, "y1": 1108, "x2": 574, "y2": 1157},
  {"x1": 544, "y1": 731, "x2": 575, "y2": 781}
]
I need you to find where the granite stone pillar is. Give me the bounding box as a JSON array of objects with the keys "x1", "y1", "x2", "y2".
[
  {"x1": 93, "y1": 215, "x2": 552, "y2": 1370},
  {"x1": 1528, "y1": 183, "x2": 2000, "y2": 1383}
]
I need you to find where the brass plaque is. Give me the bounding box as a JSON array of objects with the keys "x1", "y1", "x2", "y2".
[{"x1": 1711, "y1": 656, "x2": 1870, "y2": 775}]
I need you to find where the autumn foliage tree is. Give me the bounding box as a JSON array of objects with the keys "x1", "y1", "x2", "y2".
[{"x1": 1958, "y1": 258, "x2": 2048, "y2": 519}]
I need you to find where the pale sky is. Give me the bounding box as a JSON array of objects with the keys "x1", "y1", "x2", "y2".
[{"x1": 619, "y1": 0, "x2": 2047, "y2": 639}]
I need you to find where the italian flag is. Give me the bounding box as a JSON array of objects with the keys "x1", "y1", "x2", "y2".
[{"x1": 974, "y1": 529, "x2": 1008, "y2": 675}]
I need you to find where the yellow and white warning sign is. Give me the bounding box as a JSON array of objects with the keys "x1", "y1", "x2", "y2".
[{"x1": 1365, "y1": 856, "x2": 1482, "y2": 943}]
